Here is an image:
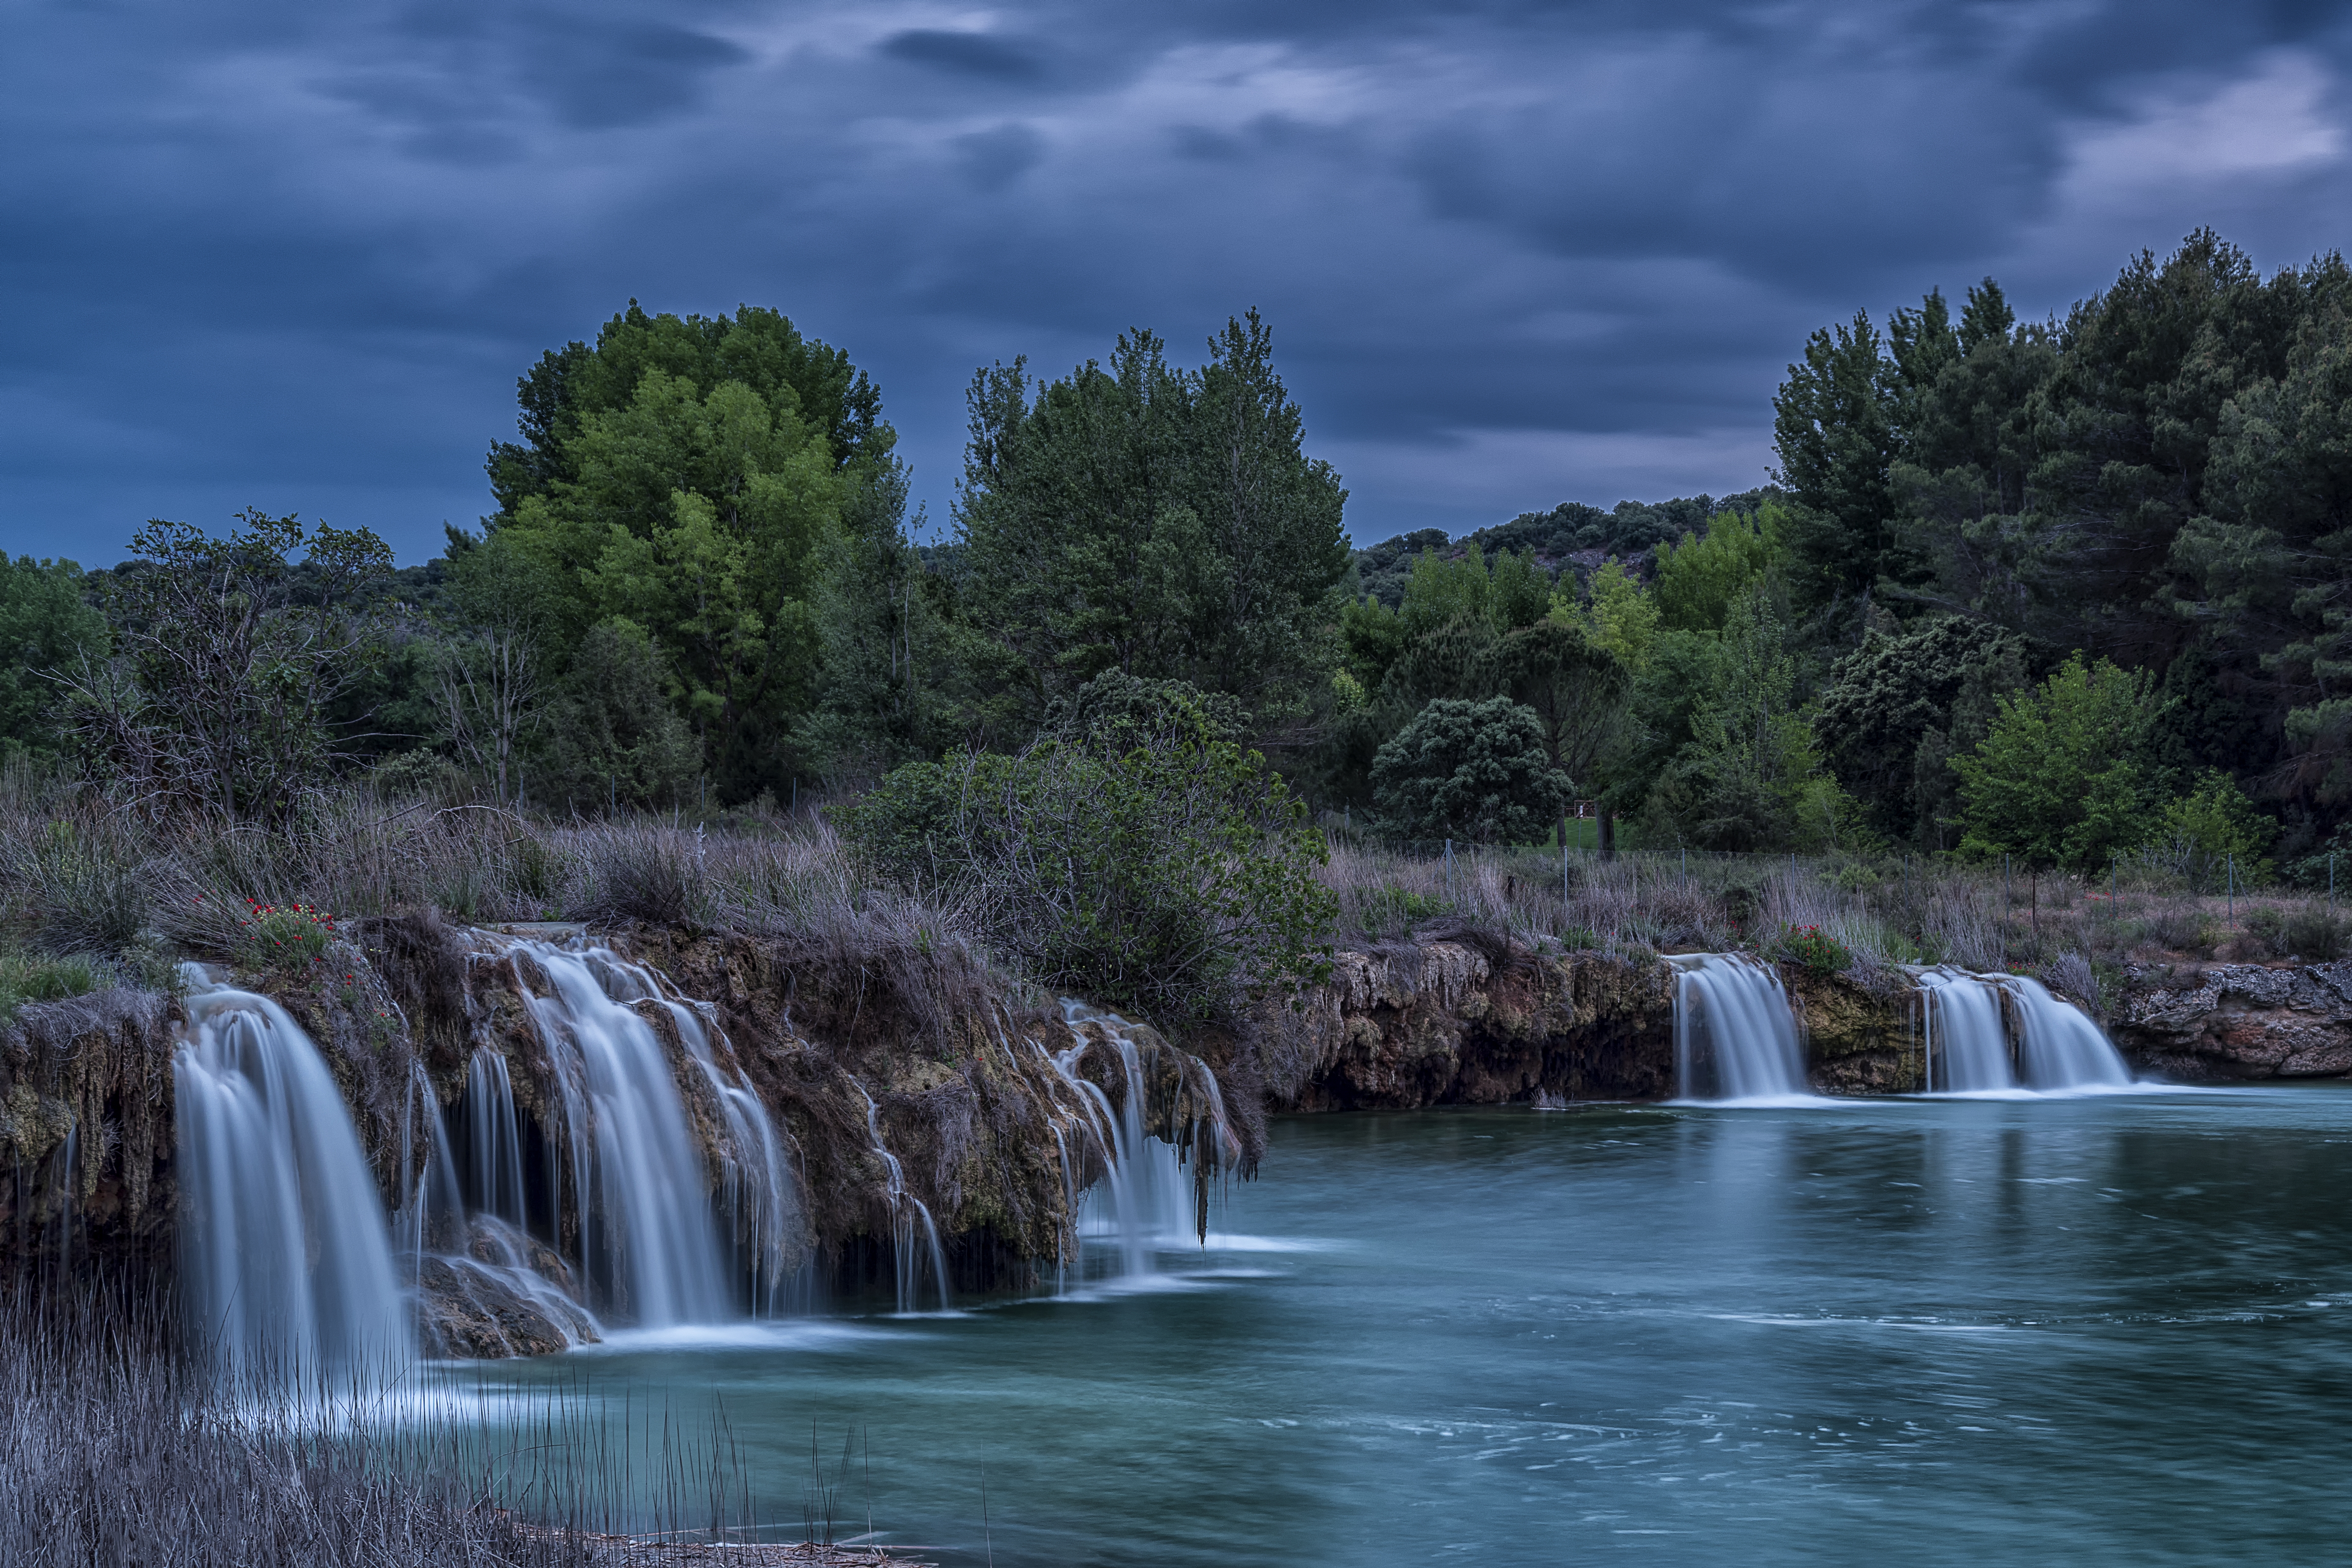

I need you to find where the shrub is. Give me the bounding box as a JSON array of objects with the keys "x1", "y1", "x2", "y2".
[
  {"x1": 2137, "y1": 905, "x2": 2219, "y2": 957},
  {"x1": 233, "y1": 900, "x2": 338, "y2": 978},
  {"x1": 1776, "y1": 923, "x2": 1852, "y2": 975},
  {"x1": 2, "y1": 819, "x2": 148, "y2": 954},
  {"x1": 2243, "y1": 905, "x2": 2350, "y2": 962},
  {"x1": 839, "y1": 688, "x2": 1334, "y2": 1024}
]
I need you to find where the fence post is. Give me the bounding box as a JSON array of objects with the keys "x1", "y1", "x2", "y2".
[
  {"x1": 1445, "y1": 838, "x2": 1454, "y2": 902},
  {"x1": 2003, "y1": 853, "x2": 2012, "y2": 964},
  {"x1": 1563, "y1": 836, "x2": 1570, "y2": 919},
  {"x1": 2227, "y1": 852, "x2": 2235, "y2": 921}
]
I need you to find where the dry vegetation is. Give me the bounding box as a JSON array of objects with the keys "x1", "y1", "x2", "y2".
[
  {"x1": 0, "y1": 1279, "x2": 933, "y2": 1568},
  {"x1": 0, "y1": 762, "x2": 999, "y2": 1032},
  {"x1": 1314, "y1": 828, "x2": 2351, "y2": 1009}
]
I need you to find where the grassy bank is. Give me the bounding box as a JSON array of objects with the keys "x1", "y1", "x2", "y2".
[{"x1": 1314, "y1": 830, "x2": 2349, "y2": 1008}]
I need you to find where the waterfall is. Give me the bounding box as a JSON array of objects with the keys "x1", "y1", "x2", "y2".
[
  {"x1": 1917, "y1": 966, "x2": 2017, "y2": 1092},
  {"x1": 174, "y1": 977, "x2": 410, "y2": 1388},
  {"x1": 1667, "y1": 954, "x2": 1813, "y2": 1103},
  {"x1": 1050, "y1": 1003, "x2": 1239, "y2": 1280},
  {"x1": 853, "y1": 1084, "x2": 952, "y2": 1314},
  {"x1": 508, "y1": 940, "x2": 801, "y2": 1327},
  {"x1": 2007, "y1": 975, "x2": 2134, "y2": 1091},
  {"x1": 1908, "y1": 967, "x2": 2133, "y2": 1094},
  {"x1": 464, "y1": 1048, "x2": 529, "y2": 1230}
]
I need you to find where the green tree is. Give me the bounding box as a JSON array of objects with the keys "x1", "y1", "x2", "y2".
[
  {"x1": 1650, "y1": 589, "x2": 1857, "y2": 851},
  {"x1": 2159, "y1": 769, "x2": 2278, "y2": 885},
  {"x1": 1951, "y1": 654, "x2": 2160, "y2": 871},
  {"x1": 957, "y1": 314, "x2": 1350, "y2": 727},
  {"x1": 1476, "y1": 620, "x2": 1628, "y2": 843},
  {"x1": 1772, "y1": 311, "x2": 1905, "y2": 627},
  {"x1": 1368, "y1": 697, "x2": 1572, "y2": 844},
  {"x1": 1650, "y1": 507, "x2": 1780, "y2": 633},
  {"x1": 538, "y1": 620, "x2": 703, "y2": 811},
  {"x1": 800, "y1": 462, "x2": 966, "y2": 780},
  {"x1": 0, "y1": 557, "x2": 107, "y2": 760},
  {"x1": 1557, "y1": 556, "x2": 1658, "y2": 672},
  {"x1": 1812, "y1": 617, "x2": 2032, "y2": 843},
  {"x1": 63, "y1": 512, "x2": 392, "y2": 825},
  {"x1": 487, "y1": 303, "x2": 882, "y2": 802}
]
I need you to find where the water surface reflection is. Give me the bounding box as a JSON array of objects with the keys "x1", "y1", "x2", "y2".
[{"x1": 462, "y1": 1088, "x2": 2352, "y2": 1565}]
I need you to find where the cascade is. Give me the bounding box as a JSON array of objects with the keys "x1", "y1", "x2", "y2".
[
  {"x1": 1910, "y1": 967, "x2": 2134, "y2": 1093},
  {"x1": 853, "y1": 1085, "x2": 952, "y2": 1313},
  {"x1": 1916, "y1": 966, "x2": 2018, "y2": 1092},
  {"x1": 174, "y1": 975, "x2": 410, "y2": 1388},
  {"x1": 2006, "y1": 975, "x2": 2134, "y2": 1090},
  {"x1": 1667, "y1": 954, "x2": 1813, "y2": 1102},
  {"x1": 506, "y1": 940, "x2": 801, "y2": 1326},
  {"x1": 635, "y1": 977, "x2": 803, "y2": 1313},
  {"x1": 463, "y1": 1048, "x2": 529, "y2": 1230},
  {"x1": 1051, "y1": 1003, "x2": 1240, "y2": 1279}
]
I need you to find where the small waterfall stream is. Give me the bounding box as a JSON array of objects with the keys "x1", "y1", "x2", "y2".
[
  {"x1": 1918, "y1": 966, "x2": 2018, "y2": 1092},
  {"x1": 1914, "y1": 966, "x2": 2134, "y2": 1094},
  {"x1": 175, "y1": 976, "x2": 411, "y2": 1388},
  {"x1": 2009, "y1": 976, "x2": 2134, "y2": 1090},
  {"x1": 1667, "y1": 954, "x2": 1813, "y2": 1102},
  {"x1": 1050, "y1": 1002, "x2": 1239, "y2": 1281},
  {"x1": 506, "y1": 939, "x2": 806, "y2": 1327}
]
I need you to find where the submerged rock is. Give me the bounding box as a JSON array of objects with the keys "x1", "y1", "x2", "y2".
[{"x1": 416, "y1": 1218, "x2": 602, "y2": 1359}]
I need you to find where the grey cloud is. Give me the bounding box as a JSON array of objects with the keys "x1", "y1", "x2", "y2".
[
  {"x1": 955, "y1": 124, "x2": 1046, "y2": 191},
  {"x1": 5, "y1": 0, "x2": 2352, "y2": 560},
  {"x1": 881, "y1": 29, "x2": 1046, "y2": 82}
]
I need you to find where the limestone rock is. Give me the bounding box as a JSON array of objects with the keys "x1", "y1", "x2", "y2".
[{"x1": 2111, "y1": 961, "x2": 2352, "y2": 1080}]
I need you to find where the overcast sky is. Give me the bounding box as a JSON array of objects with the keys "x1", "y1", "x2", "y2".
[{"x1": 6, "y1": 1, "x2": 2352, "y2": 565}]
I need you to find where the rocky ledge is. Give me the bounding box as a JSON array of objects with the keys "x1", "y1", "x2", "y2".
[
  {"x1": 2109, "y1": 961, "x2": 2352, "y2": 1081},
  {"x1": 1250, "y1": 931, "x2": 1677, "y2": 1110}
]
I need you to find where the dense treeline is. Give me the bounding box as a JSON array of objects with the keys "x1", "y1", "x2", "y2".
[{"x1": 2, "y1": 230, "x2": 2341, "y2": 911}]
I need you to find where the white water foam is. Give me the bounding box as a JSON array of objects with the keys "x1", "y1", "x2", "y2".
[
  {"x1": 1666, "y1": 954, "x2": 1822, "y2": 1104},
  {"x1": 175, "y1": 975, "x2": 411, "y2": 1389}
]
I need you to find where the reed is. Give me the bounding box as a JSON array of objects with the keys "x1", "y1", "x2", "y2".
[{"x1": 0, "y1": 1276, "x2": 929, "y2": 1567}]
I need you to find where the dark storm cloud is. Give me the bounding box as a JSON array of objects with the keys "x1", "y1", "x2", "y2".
[
  {"x1": 6, "y1": 0, "x2": 2352, "y2": 561},
  {"x1": 881, "y1": 29, "x2": 1048, "y2": 82}
]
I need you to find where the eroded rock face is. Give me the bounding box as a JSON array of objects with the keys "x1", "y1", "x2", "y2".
[
  {"x1": 1260, "y1": 937, "x2": 1677, "y2": 1110},
  {"x1": 2112, "y1": 962, "x2": 2352, "y2": 1080},
  {"x1": 1785, "y1": 969, "x2": 1919, "y2": 1096}
]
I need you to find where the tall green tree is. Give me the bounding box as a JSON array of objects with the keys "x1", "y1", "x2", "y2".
[
  {"x1": 956, "y1": 313, "x2": 1350, "y2": 728},
  {"x1": 1772, "y1": 311, "x2": 1904, "y2": 629},
  {"x1": 487, "y1": 302, "x2": 879, "y2": 800},
  {"x1": 800, "y1": 462, "x2": 966, "y2": 779}
]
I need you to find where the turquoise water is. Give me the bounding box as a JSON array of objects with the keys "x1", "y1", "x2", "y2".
[{"x1": 459, "y1": 1088, "x2": 2352, "y2": 1564}]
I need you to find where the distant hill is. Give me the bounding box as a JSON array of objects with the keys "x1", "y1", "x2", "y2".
[{"x1": 1349, "y1": 487, "x2": 1781, "y2": 608}]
